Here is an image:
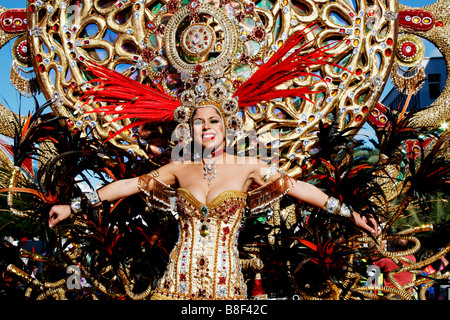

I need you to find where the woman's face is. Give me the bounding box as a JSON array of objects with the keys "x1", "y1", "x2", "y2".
[{"x1": 191, "y1": 106, "x2": 225, "y2": 151}]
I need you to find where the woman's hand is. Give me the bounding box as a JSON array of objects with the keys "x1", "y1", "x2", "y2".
[
  {"x1": 48, "y1": 205, "x2": 71, "y2": 227},
  {"x1": 351, "y1": 211, "x2": 378, "y2": 236}
]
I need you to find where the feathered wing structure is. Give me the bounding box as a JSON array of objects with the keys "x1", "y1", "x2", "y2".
[
  {"x1": 233, "y1": 27, "x2": 340, "y2": 107},
  {"x1": 308, "y1": 159, "x2": 387, "y2": 220},
  {"x1": 314, "y1": 120, "x2": 361, "y2": 163},
  {"x1": 0, "y1": 98, "x2": 72, "y2": 219},
  {"x1": 0, "y1": 96, "x2": 176, "y2": 300},
  {"x1": 404, "y1": 131, "x2": 450, "y2": 199},
  {"x1": 375, "y1": 104, "x2": 428, "y2": 162},
  {"x1": 82, "y1": 62, "x2": 182, "y2": 137},
  {"x1": 10, "y1": 98, "x2": 64, "y2": 168},
  {"x1": 81, "y1": 28, "x2": 340, "y2": 138},
  {"x1": 381, "y1": 131, "x2": 450, "y2": 239},
  {"x1": 293, "y1": 219, "x2": 358, "y2": 298}
]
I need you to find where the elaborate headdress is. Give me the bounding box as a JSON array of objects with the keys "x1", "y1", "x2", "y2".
[{"x1": 82, "y1": 0, "x2": 335, "y2": 144}]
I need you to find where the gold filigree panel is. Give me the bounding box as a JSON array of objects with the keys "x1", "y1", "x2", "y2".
[{"x1": 27, "y1": 0, "x2": 397, "y2": 177}]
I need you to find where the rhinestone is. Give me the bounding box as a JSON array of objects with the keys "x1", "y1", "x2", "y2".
[{"x1": 200, "y1": 224, "x2": 209, "y2": 237}]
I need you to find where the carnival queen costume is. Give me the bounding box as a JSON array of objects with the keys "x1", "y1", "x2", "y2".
[
  {"x1": 136, "y1": 169, "x2": 289, "y2": 299},
  {"x1": 77, "y1": 0, "x2": 339, "y2": 300}
]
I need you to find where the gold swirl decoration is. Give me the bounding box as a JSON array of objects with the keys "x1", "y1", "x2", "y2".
[{"x1": 26, "y1": 0, "x2": 397, "y2": 177}]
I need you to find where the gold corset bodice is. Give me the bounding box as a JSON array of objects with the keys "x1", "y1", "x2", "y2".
[
  {"x1": 137, "y1": 172, "x2": 290, "y2": 300},
  {"x1": 152, "y1": 188, "x2": 248, "y2": 300}
]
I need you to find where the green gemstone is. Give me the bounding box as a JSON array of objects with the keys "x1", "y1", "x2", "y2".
[
  {"x1": 200, "y1": 224, "x2": 209, "y2": 237},
  {"x1": 200, "y1": 205, "x2": 209, "y2": 218}
]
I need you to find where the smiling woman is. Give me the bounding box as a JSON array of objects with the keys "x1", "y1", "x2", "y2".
[
  {"x1": 191, "y1": 106, "x2": 225, "y2": 154},
  {"x1": 48, "y1": 67, "x2": 378, "y2": 299},
  {"x1": 41, "y1": 0, "x2": 383, "y2": 299},
  {"x1": 3, "y1": 0, "x2": 413, "y2": 300}
]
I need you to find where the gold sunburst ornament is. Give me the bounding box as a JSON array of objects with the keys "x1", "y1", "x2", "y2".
[{"x1": 26, "y1": 0, "x2": 397, "y2": 178}]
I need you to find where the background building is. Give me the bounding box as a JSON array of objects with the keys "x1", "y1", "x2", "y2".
[{"x1": 382, "y1": 57, "x2": 447, "y2": 111}]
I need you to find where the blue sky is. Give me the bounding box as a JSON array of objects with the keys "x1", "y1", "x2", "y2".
[{"x1": 0, "y1": 0, "x2": 443, "y2": 115}]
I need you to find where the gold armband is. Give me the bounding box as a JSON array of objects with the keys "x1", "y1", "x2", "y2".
[{"x1": 70, "y1": 190, "x2": 101, "y2": 215}]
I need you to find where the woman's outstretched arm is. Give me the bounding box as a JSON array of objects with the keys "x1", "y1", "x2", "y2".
[
  {"x1": 48, "y1": 162, "x2": 178, "y2": 227},
  {"x1": 249, "y1": 161, "x2": 378, "y2": 236}
]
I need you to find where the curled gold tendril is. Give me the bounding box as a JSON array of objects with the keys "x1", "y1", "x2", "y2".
[{"x1": 6, "y1": 166, "x2": 33, "y2": 218}]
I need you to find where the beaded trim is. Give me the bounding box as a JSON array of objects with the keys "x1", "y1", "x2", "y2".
[
  {"x1": 247, "y1": 175, "x2": 290, "y2": 215},
  {"x1": 151, "y1": 290, "x2": 247, "y2": 300},
  {"x1": 137, "y1": 170, "x2": 178, "y2": 215}
]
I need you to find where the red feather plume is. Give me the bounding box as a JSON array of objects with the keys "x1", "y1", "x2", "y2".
[
  {"x1": 80, "y1": 26, "x2": 343, "y2": 140},
  {"x1": 82, "y1": 62, "x2": 181, "y2": 137},
  {"x1": 233, "y1": 26, "x2": 341, "y2": 107}
]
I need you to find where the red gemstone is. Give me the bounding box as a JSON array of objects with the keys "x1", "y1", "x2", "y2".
[
  {"x1": 233, "y1": 79, "x2": 242, "y2": 88},
  {"x1": 244, "y1": 3, "x2": 255, "y2": 13},
  {"x1": 253, "y1": 58, "x2": 263, "y2": 66},
  {"x1": 157, "y1": 24, "x2": 165, "y2": 34},
  {"x1": 18, "y1": 43, "x2": 28, "y2": 57},
  {"x1": 400, "y1": 41, "x2": 416, "y2": 57},
  {"x1": 252, "y1": 27, "x2": 266, "y2": 41},
  {"x1": 195, "y1": 64, "x2": 203, "y2": 72}
]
